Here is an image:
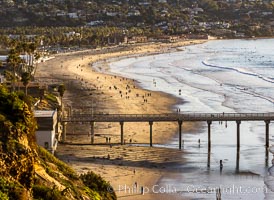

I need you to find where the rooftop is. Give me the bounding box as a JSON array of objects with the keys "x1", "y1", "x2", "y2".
[{"x1": 34, "y1": 110, "x2": 56, "y2": 118}]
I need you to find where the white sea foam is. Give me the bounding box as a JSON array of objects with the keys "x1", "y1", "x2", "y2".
[{"x1": 202, "y1": 60, "x2": 274, "y2": 84}]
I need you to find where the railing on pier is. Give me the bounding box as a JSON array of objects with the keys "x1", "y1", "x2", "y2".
[{"x1": 62, "y1": 112, "x2": 274, "y2": 123}]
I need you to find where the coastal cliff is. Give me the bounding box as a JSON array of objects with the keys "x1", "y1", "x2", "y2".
[{"x1": 0, "y1": 85, "x2": 116, "y2": 200}]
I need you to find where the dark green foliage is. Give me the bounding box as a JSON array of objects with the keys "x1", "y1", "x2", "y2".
[
  {"x1": 80, "y1": 171, "x2": 117, "y2": 200},
  {"x1": 0, "y1": 85, "x2": 36, "y2": 131},
  {"x1": 44, "y1": 93, "x2": 58, "y2": 103},
  {"x1": 32, "y1": 185, "x2": 66, "y2": 200},
  {"x1": 0, "y1": 178, "x2": 28, "y2": 200},
  {"x1": 21, "y1": 72, "x2": 31, "y2": 95},
  {"x1": 58, "y1": 84, "x2": 66, "y2": 98},
  {"x1": 0, "y1": 191, "x2": 8, "y2": 200}
]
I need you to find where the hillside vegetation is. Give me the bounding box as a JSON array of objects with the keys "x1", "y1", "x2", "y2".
[
  {"x1": 1, "y1": 0, "x2": 274, "y2": 37},
  {"x1": 0, "y1": 85, "x2": 116, "y2": 200}
]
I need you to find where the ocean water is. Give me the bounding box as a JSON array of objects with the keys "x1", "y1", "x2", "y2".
[{"x1": 104, "y1": 39, "x2": 274, "y2": 199}]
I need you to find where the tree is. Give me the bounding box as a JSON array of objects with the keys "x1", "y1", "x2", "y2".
[
  {"x1": 199, "y1": 0, "x2": 219, "y2": 12},
  {"x1": 58, "y1": 84, "x2": 66, "y2": 111},
  {"x1": 21, "y1": 72, "x2": 31, "y2": 95},
  {"x1": 33, "y1": 52, "x2": 41, "y2": 77},
  {"x1": 7, "y1": 49, "x2": 23, "y2": 91}
]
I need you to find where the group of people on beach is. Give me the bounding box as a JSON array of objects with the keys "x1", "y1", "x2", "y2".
[{"x1": 105, "y1": 137, "x2": 111, "y2": 143}]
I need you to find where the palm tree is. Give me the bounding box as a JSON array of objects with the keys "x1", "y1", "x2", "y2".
[
  {"x1": 7, "y1": 49, "x2": 22, "y2": 91},
  {"x1": 21, "y1": 72, "x2": 31, "y2": 95},
  {"x1": 33, "y1": 52, "x2": 41, "y2": 77},
  {"x1": 58, "y1": 84, "x2": 66, "y2": 112},
  {"x1": 28, "y1": 42, "x2": 37, "y2": 67}
]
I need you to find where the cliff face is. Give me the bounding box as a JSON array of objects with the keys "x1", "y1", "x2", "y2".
[
  {"x1": 0, "y1": 85, "x2": 116, "y2": 200},
  {"x1": 0, "y1": 86, "x2": 37, "y2": 199}
]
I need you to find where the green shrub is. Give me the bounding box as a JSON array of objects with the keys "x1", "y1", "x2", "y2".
[
  {"x1": 80, "y1": 171, "x2": 117, "y2": 200},
  {"x1": 0, "y1": 191, "x2": 8, "y2": 200},
  {"x1": 44, "y1": 93, "x2": 58, "y2": 104},
  {"x1": 0, "y1": 178, "x2": 28, "y2": 200},
  {"x1": 32, "y1": 185, "x2": 66, "y2": 200}
]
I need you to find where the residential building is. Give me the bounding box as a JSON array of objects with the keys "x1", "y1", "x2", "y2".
[
  {"x1": 0, "y1": 74, "x2": 5, "y2": 83},
  {"x1": 34, "y1": 110, "x2": 60, "y2": 154}
]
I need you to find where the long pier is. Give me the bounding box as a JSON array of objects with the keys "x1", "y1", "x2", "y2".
[{"x1": 61, "y1": 112, "x2": 274, "y2": 151}]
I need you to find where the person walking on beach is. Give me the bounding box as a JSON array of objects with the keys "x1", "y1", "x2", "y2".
[
  {"x1": 220, "y1": 160, "x2": 223, "y2": 171},
  {"x1": 140, "y1": 186, "x2": 144, "y2": 195},
  {"x1": 216, "y1": 187, "x2": 221, "y2": 200}
]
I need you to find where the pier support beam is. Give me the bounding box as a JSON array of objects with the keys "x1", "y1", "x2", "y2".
[
  {"x1": 120, "y1": 121, "x2": 124, "y2": 145},
  {"x1": 90, "y1": 121, "x2": 95, "y2": 144},
  {"x1": 178, "y1": 121, "x2": 183, "y2": 150},
  {"x1": 207, "y1": 121, "x2": 212, "y2": 150},
  {"x1": 236, "y1": 151, "x2": 240, "y2": 173},
  {"x1": 265, "y1": 147, "x2": 269, "y2": 167},
  {"x1": 265, "y1": 120, "x2": 270, "y2": 148},
  {"x1": 62, "y1": 122, "x2": 67, "y2": 142},
  {"x1": 207, "y1": 147, "x2": 211, "y2": 168},
  {"x1": 236, "y1": 120, "x2": 241, "y2": 151},
  {"x1": 149, "y1": 121, "x2": 153, "y2": 147}
]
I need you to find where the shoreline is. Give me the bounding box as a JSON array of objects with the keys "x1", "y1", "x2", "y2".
[{"x1": 35, "y1": 39, "x2": 207, "y2": 200}]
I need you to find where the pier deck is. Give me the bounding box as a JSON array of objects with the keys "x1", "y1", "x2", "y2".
[{"x1": 62, "y1": 112, "x2": 274, "y2": 123}]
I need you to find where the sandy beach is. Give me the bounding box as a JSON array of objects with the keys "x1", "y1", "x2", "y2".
[{"x1": 35, "y1": 40, "x2": 206, "y2": 199}]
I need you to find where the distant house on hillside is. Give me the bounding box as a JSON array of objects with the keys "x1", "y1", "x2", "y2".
[
  {"x1": 138, "y1": 1, "x2": 151, "y2": 6},
  {"x1": 126, "y1": 36, "x2": 148, "y2": 44},
  {"x1": 107, "y1": 34, "x2": 127, "y2": 45},
  {"x1": 34, "y1": 110, "x2": 61, "y2": 154},
  {"x1": 0, "y1": 55, "x2": 34, "y2": 65},
  {"x1": 0, "y1": 74, "x2": 5, "y2": 83},
  {"x1": 65, "y1": 31, "x2": 81, "y2": 37},
  {"x1": 127, "y1": 9, "x2": 141, "y2": 17},
  {"x1": 68, "y1": 12, "x2": 78, "y2": 19},
  {"x1": 86, "y1": 20, "x2": 104, "y2": 26},
  {"x1": 154, "y1": 35, "x2": 180, "y2": 43},
  {"x1": 187, "y1": 34, "x2": 210, "y2": 39}
]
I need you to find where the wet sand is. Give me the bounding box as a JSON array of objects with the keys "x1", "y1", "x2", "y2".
[{"x1": 35, "y1": 40, "x2": 206, "y2": 199}]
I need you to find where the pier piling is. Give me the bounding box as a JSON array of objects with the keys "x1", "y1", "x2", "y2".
[
  {"x1": 265, "y1": 120, "x2": 270, "y2": 148},
  {"x1": 90, "y1": 121, "x2": 94, "y2": 144},
  {"x1": 149, "y1": 121, "x2": 153, "y2": 147},
  {"x1": 62, "y1": 122, "x2": 67, "y2": 142},
  {"x1": 178, "y1": 120, "x2": 183, "y2": 149},
  {"x1": 236, "y1": 151, "x2": 240, "y2": 173},
  {"x1": 207, "y1": 121, "x2": 212, "y2": 150},
  {"x1": 207, "y1": 147, "x2": 211, "y2": 168},
  {"x1": 120, "y1": 121, "x2": 124, "y2": 145},
  {"x1": 236, "y1": 120, "x2": 241, "y2": 151}
]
